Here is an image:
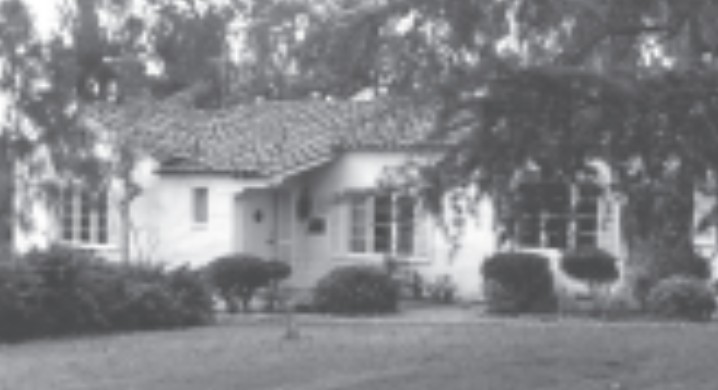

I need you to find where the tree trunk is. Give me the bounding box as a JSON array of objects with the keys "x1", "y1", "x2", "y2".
[
  {"x1": 120, "y1": 198, "x2": 131, "y2": 263},
  {"x1": 0, "y1": 143, "x2": 14, "y2": 262},
  {"x1": 223, "y1": 292, "x2": 239, "y2": 314},
  {"x1": 623, "y1": 169, "x2": 697, "y2": 304}
]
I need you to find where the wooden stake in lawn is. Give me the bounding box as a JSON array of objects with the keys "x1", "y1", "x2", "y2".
[{"x1": 283, "y1": 285, "x2": 300, "y2": 340}]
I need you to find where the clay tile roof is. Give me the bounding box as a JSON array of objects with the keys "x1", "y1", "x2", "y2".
[{"x1": 83, "y1": 97, "x2": 440, "y2": 178}]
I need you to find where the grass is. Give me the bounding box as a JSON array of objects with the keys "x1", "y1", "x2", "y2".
[{"x1": 2, "y1": 315, "x2": 718, "y2": 390}]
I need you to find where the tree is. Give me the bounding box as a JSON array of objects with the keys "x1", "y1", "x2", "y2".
[
  {"x1": 280, "y1": 0, "x2": 718, "y2": 301},
  {"x1": 0, "y1": 0, "x2": 34, "y2": 260},
  {"x1": 0, "y1": 0, "x2": 243, "y2": 262}
]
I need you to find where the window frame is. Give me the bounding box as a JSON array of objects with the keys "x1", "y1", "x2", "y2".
[
  {"x1": 60, "y1": 187, "x2": 110, "y2": 247},
  {"x1": 346, "y1": 192, "x2": 418, "y2": 257},
  {"x1": 192, "y1": 187, "x2": 209, "y2": 225},
  {"x1": 513, "y1": 181, "x2": 601, "y2": 250}
]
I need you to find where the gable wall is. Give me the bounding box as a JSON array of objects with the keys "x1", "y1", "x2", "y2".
[{"x1": 127, "y1": 172, "x2": 269, "y2": 267}]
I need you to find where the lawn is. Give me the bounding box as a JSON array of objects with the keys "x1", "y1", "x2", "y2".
[{"x1": 2, "y1": 315, "x2": 718, "y2": 390}]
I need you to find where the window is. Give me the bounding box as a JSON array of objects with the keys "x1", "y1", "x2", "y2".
[
  {"x1": 347, "y1": 193, "x2": 416, "y2": 255},
  {"x1": 61, "y1": 187, "x2": 109, "y2": 245},
  {"x1": 193, "y1": 187, "x2": 209, "y2": 224},
  {"x1": 514, "y1": 182, "x2": 600, "y2": 249}
]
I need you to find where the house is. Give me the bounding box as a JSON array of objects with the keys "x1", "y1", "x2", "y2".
[{"x1": 22, "y1": 94, "x2": 716, "y2": 300}]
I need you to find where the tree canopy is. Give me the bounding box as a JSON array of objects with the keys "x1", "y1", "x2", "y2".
[
  {"x1": 281, "y1": 0, "x2": 718, "y2": 294},
  {"x1": 4, "y1": 0, "x2": 718, "y2": 294}
]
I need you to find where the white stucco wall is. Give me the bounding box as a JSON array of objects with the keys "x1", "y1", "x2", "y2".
[
  {"x1": 127, "y1": 171, "x2": 268, "y2": 267},
  {"x1": 33, "y1": 148, "x2": 718, "y2": 302},
  {"x1": 278, "y1": 150, "x2": 498, "y2": 300}
]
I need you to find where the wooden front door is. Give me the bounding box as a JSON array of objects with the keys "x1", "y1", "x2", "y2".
[{"x1": 237, "y1": 190, "x2": 277, "y2": 259}]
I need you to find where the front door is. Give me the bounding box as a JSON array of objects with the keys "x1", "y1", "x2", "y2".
[{"x1": 237, "y1": 190, "x2": 277, "y2": 259}]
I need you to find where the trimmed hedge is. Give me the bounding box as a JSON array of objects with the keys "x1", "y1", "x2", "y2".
[
  {"x1": 205, "y1": 254, "x2": 292, "y2": 312},
  {"x1": 314, "y1": 265, "x2": 399, "y2": 315},
  {"x1": 646, "y1": 276, "x2": 716, "y2": 322},
  {"x1": 482, "y1": 252, "x2": 557, "y2": 314},
  {"x1": 561, "y1": 247, "x2": 619, "y2": 287},
  {"x1": 0, "y1": 247, "x2": 214, "y2": 342}
]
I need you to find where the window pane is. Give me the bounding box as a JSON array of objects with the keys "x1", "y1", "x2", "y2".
[
  {"x1": 61, "y1": 188, "x2": 74, "y2": 241},
  {"x1": 374, "y1": 225, "x2": 392, "y2": 253},
  {"x1": 348, "y1": 196, "x2": 368, "y2": 253},
  {"x1": 577, "y1": 234, "x2": 597, "y2": 247},
  {"x1": 543, "y1": 183, "x2": 570, "y2": 214},
  {"x1": 96, "y1": 191, "x2": 108, "y2": 244},
  {"x1": 193, "y1": 188, "x2": 209, "y2": 224},
  {"x1": 545, "y1": 217, "x2": 568, "y2": 248},
  {"x1": 576, "y1": 217, "x2": 597, "y2": 234},
  {"x1": 517, "y1": 217, "x2": 541, "y2": 246},
  {"x1": 373, "y1": 195, "x2": 393, "y2": 253},
  {"x1": 396, "y1": 196, "x2": 414, "y2": 254},
  {"x1": 397, "y1": 196, "x2": 414, "y2": 223},
  {"x1": 397, "y1": 225, "x2": 413, "y2": 254},
  {"x1": 374, "y1": 195, "x2": 392, "y2": 224},
  {"x1": 517, "y1": 184, "x2": 542, "y2": 214},
  {"x1": 80, "y1": 192, "x2": 92, "y2": 242}
]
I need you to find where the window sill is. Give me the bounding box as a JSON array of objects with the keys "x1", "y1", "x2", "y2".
[
  {"x1": 58, "y1": 241, "x2": 118, "y2": 252},
  {"x1": 334, "y1": 252, "x2": 431, "y2": 265},
  {"x1": 191, "y1": 223, "x2": 209, "y2": 231}
]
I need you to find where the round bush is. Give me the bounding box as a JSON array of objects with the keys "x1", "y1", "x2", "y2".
[
  {"x1": 264, "y1": 260, "x2": 292, "y2": 282},
  {"x1": 561, "y1": 247, "x2": 619, "y2": 286},
  {"x1": 482, "y1": 252, "x2": 557, "y2": 314},
  {"x1": 633, "y1": 251, "x2": 711, "y2": 305},
  {"x1": 314, "y1": 265, "x2": 399, "y2": 315},
  {"x1": 206, "y1": 253, "x2": 270, "y2": 312},
  {"x1": 646, "y1": 276, "x2": 716, "y2": 321}
]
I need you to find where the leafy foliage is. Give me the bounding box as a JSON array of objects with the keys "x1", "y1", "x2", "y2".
[
  {"x1": 275, "y1": 0, "x2": 718, "y2": 300},
  {"x1": 425, "y1": 274, "x2": 457, "y2": 304},
  {"x1": 0, "y1": 261, "x2": 44, "y2": 340},
  {"x1": 0, "y1": 246, "x2": 214, "y2": 342},
  {"x1": 205, "y1": 254, "x2": 292, "y2": 313},
  {"x1": 646, "y1": 276, "x2": 716, "y2": 322},
  {"x1": 262, "y1": 260, "x2": 292, "y2": 312},
  {"x1": 633, "y1": 250, "x2": 711, "y2": 304},
  {"x1": 482, "y1": 252, "x2": 557, "y2": 314},
  {"x1": 561, "y1": 247, "x2": 620, "y2": 286},
  {"x1": 314, "y1": 265, "x2": 399, "y2": 315}
]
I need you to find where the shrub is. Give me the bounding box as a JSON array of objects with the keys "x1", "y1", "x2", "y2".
[
  {"x1": 0, "y1": 262, "x2": 45, "y2": 340},
  {"x1": 633, "y1": 251, "x2": 711, "y2": 305},
  {"x1": 561, "y1": 247, "x2": 619, "y2": 287},
  {"x1": 482, "y1": 252, "x2": 557, "y2": 314},
  {"x1": 0, "y1": 246, "x2": 215, "y2": 342},
  {"x1": 164, "y1": 267, "x2": 214, "y2": 325},
  {"x1": 670, "y1": 251, "x2": 711, "y2": 280},
  {"x1": 110, "y1": 266, "x2": 214, "y2": 329},
  {"x1": 262, "y1": 260, "x2": 292, "y2": 312},
  {"x1": 24, "y1": 246, "x2": 114, "y2": 333},
  {"x1": 264, "y1": 260, "x2": 292, "y2": 281},
  {"x1": 425, "y1": 274, "x2": 457, "y2": 303},
  {"x1": 314, "y1": 265, "x2": 399, "y2": 315},
  {"x1": 206, "y1": 254, "x2": 292, "y2": 312},
  {"x1": 646, "y1": 276, "x2": 716, "y2": 321}
]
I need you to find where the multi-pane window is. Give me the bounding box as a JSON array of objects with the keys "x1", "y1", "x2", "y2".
[
  {"x1": 514, "y1": 182, "x2": 600, "y2": 249},
  {"x1": 61, "y1": 187, "x2": 109, "y2": 245},
  {"x1": 348, "y1": 193, "x2": 416, "y2": 255},
  {"x1": 193, "y1": 187, "x2": 209, "y2": 224}
]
